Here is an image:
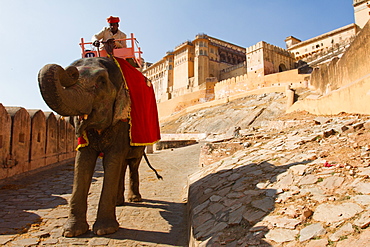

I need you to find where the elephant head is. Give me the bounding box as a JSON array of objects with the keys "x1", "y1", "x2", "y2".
[{"x1": 38, "y1": 57, "x2": 131, "y2": 136}]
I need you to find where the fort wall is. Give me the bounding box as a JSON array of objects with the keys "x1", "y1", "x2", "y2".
[
  {"x1": 214, "y1": 69, "x2": 309, "y2": 100},
  {"x1": 287, "y1": 75, "x2": 370, "y2": 115},
  {"x1": 157, "y1": 82, "x2": 215, "y2": 119},
  {"x1": 310, "y1": 20, "x2": 370, "y2": 95},
  {"x1": 0, "y1": 104, "x2": 76, "y2": 181},
  {"x1": 288, "y1": 20, "x2": 370, "y2": 115}
]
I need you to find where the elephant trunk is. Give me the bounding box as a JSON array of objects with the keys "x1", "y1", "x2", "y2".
[{"x1": 38, "y1": 64, "x2": 94, "y2": 116}]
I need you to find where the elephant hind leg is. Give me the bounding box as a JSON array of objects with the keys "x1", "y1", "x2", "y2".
[{"x1": 127, "y1": 156, "x2": 143, "y2": 202}]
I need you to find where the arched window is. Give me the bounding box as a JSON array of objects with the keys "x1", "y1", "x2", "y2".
[{"x1": 279, "y1": 64, "x2": 287, "y2": 72}]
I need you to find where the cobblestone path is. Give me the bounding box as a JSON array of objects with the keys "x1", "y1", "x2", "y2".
[{"x1": 0, "y1": 143, "x2": 201, "y2": 246}]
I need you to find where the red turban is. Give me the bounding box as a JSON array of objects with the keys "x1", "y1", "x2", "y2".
[{"x1": 107, "y1": 16, "x2": 120, "y2": 24}]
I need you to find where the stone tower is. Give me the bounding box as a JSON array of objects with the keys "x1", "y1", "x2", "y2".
[
  {"x1": 246, "y1": 41, "x2": 295, "y2": 78},
  {"x1": 193, "y1": 34, "x2": 210, "y2": 87},
  {"x1": 353, "y1": 0, "x2": 370, "y2": 28}
]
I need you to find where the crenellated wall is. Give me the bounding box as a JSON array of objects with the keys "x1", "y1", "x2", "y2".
[
  {"x1": 0, "y1": 104, "x2": 76, "y2": 181},
  {"x1": 214, "y1": 69, "x2": 309, "y2": 100}
]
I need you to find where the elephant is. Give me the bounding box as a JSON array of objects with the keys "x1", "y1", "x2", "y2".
[{"x1": 38, "y1": 57, "x2": 148, "y2": 237}]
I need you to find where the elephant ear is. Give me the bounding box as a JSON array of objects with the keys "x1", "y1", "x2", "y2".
[{"x1": 112, "y1": 81, "x2": 131, "y2": 126}]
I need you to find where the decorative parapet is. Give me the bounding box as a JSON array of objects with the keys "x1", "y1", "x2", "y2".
[
  {"x1": 0, "y1": 105, "x2": 76, "y2": 181},
  {"x1": 195, "y1": 33, "x2": 246, "y2": 54},
  {"x1": 353, "y1": 0, "x2": 367, "y2": 7},
  {"x1": 174, "y1": 40, "x2": 193, "y2": 50},
  {"x1": 246, "y1": 41, "x2": 264, "y2": 53}
]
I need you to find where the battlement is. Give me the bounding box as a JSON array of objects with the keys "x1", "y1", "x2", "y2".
[
  {"x1": 0, "y1": 104, "x2": 76, "y2": 181},
  {"x1": 247, "y1": 41, "x2": 292, "y2": 57}
]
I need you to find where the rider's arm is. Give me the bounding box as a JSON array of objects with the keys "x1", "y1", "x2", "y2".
[{"x1": 92, "y1": 27, "x2": 108, "y2": 43}]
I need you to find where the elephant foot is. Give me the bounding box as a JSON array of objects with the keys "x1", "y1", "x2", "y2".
[
  {"x1": 63, "y1": 218, "x2": 89, "y2": 237},
  {"x1": 116, "y1": 194, "x2": 125, "y2": 206},
  {"x1": 116, "y1": 197, "x2": 125, "y2": 206},
  {"x1": 93, "y1": 219, "x2": 119, "y2": 236},
  {"x1": 128, "y1": 193, "x2": 142, "y2": 202}
]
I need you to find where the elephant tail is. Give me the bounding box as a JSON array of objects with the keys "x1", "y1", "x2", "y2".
[{"x1": 143, "y1": 153, "x2": 163, "y2": 180}]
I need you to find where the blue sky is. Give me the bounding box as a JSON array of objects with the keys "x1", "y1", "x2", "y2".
[{"x1": 0, "y1": 0, "x2": 354, "y2": 111}]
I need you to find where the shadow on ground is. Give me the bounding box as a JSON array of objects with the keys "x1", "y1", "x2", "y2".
[
  {"x1": 105, "y1": 199, "x2": 188, "y2": 246},
  {"x1": 0, "y1": 163, "x2": 74, "y2": 235}
]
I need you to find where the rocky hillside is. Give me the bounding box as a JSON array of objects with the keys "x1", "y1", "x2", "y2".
[
  {"x1": 161, "y1": 92, "x2": 370, "y2": 246},
  {"x1": 160, "y1": 92, "x2": 287, "y2": 137}
]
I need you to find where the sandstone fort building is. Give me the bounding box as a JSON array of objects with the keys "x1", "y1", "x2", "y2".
[{"x1": 143, "y1": 0, "x2": 370, "y2": 119}]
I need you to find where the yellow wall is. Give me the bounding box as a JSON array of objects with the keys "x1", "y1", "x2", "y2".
[
  {"x1": 288, "y1": 75, "x2": 370, "y2": 115},
  {"x1": 214, "y1": 69, "x2": 308, "y2": 100},
  {"x1": 173, "y1": 45, "x2": 192, "y2": 91}
]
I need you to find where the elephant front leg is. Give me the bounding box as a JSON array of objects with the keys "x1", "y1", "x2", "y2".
[
  {"x1": 93, "y1": 155, "x2": 124, "y2": 236},
  {"x1": 127, "y1": 157, "x2": 143, "y2": 202},
  {"x1": 64, "y1": 149, "x2": 98, "y2": 237}
]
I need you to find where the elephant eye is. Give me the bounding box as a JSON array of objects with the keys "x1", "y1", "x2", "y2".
[{"x1": 97, "y1": 76, "x2": 107, "y2": 85}]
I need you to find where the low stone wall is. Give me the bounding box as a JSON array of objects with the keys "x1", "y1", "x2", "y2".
[
  {"x1": 155, "y1": 133, "x2": 206, "y2": 150},
  {"x1": 161, "y1": 133, "x2": 207, "y2": 141},
  {"x1": 287, "y1": 74, "x2": 370, "y2": 115},
  {"x1": 0, "y1": 104, "x2": 76, "y2": 181},
  {"x1": 215, "y1": 69, "x2": 309, "y2": 100},
  {"x1": 156, "y1": 140, "x2": 198, "y2": 150}
]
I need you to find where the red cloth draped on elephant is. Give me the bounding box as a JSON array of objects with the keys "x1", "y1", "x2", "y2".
[{"x1": 112, "y1": 56, "x2": 161, "y2": 146}]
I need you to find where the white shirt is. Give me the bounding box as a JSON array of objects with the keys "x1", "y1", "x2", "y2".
[{"x1": 92, "y1": 27, "x2": 127, "y2": 49}]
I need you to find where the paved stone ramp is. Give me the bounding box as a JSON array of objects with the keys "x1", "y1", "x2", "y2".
[
  {"x1": 187, "y1": 116, "x2": 370, "y2": 246},
  {"x1": 0, "y1": 143, "x2": 201, "y2": 246}
]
